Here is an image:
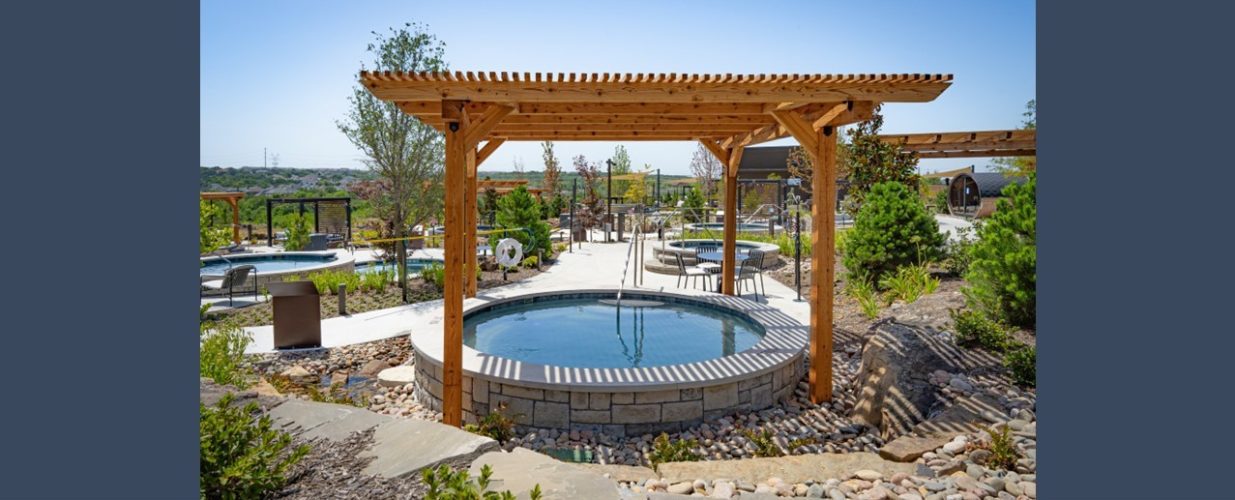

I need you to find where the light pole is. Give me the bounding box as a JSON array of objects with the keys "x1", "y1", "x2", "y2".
[{"x1": 606, "y1": 159, "x2": 613, "y2": 242}]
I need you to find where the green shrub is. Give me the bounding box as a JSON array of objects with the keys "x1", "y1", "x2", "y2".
[
  {"x1": 283, "y1": 213, "x2": 311, "y2": 251},
  {"x1": 463, "y1": 401, "x2": 518, "y2": 443},
  {"x1": 521, "y1": 255, "x2": 539, "y2": 268},
  {"x1": 308, "y1": 270, "x2": 360, "y2": 295},
  {"x1": 845, "y1": 277, "x2": 881, "y2": 319},
  {"x1": 1003, "y1": 344, "x2": 1036, "y2": 388},
  {"x1": 360, "y1": 267, "x2": 394, "y2": 292},
  {"x1": 879, "y1": 263, "x2": 939, "y2": 304},
  {"x1": 495, "y1": 186, "x2": 552, "y2": 257},
  {"x1": 200, "y1": 322, "x2": 253, "y2": 389},
  {"x1": 422, "y1": 464, "x2": 541, "y2": 500},
  {"x1": 933, "y1": 189, "x2": 949, "y2": 214},
  {"x1": 963, "y1": 174, "x2": 1036, "y2": 328},
  {"x1": 200, "y1": 302, "x2": 213, "y2": 322},
  {"x1": 942, "y1": 225, "x2": 977, "y2": 276},
  {"x1": 743, "y1": 429, "x2": 784, "y2": 458},
  {"x1": 648, "y1": 432, "x2": 701, "y2": 471},
  {"x1": 834, "y1": 227, "x2": 850, "y2": 256},
  {"x1": 950, "y1": 309, "x2": 1009, "y2": 351},
  {"x1": 200, "y1": 393, "x2": 310, "y2": 499},
  {"x1": 422, "y1": 262, "x2": 446, "y2": 289},
  {"x1": 984, "y1": 424, "x2": 1019, "y2": 470},
  {"x1": 842, "y1": 182, "x2": 945, "y2": 281},
  {"x1": 682, "y1": 187, "x2": 706, "y2": 223},
  {"x1": 200, "y1": 200, "x2": 232, "y2": 254}
]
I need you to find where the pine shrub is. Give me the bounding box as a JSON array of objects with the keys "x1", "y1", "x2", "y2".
[
  {"x1": 963, "y1": 174, "x2": 1036, "y2": 328},
  {"x1": 842, "y1": 181, "x2": 945, "y2": 281},
  {"x1": 200, "y1": 394, "x2": 310, "y2": 499}
]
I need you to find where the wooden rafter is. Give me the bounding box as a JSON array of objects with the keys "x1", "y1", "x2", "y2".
[{"x1": 878, "y1": 129, "x2": 1035, "y2": 158}]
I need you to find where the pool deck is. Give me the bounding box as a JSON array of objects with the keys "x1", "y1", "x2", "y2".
[{"x1": 240, "y1": 216, "x2": 970, "y2": 354}]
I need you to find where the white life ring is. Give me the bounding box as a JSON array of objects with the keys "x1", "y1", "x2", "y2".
[{"x1": 495, "y1": 238, "x2": 524, "y2": 268}]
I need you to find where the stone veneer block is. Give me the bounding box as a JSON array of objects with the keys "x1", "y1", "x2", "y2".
[
  {"x1": 703, "y1": 383, "x2": 739, "y2": 410},
  {"x1": 738, "y1": 389, "x2": 751, "y2": 405},
  {"x1": 571, "y1": 410, "x2": 611, "y2": 424},
  {"x1": 680, "y1": 388, "x2": 702, "y2": 400},
  {"x1": 611, "y1": 404, "x2": 660, "y2": 424},
  {"x1": 751, "y1": 384, "x2": 773, "y2": 409},
  {"x1": 634, "y1": 389, "x2": 680, "y2": 404},
  {"x1": 544, "y1": 390, "x2": 570, "y2": 403},
  {"x1": 533, "y1": 401, "x2": 569, "y2": 428},
  {"x1": 491, "y1": 395, "x2": 534, "y2": 426},
  {"x1": 661, "y1": 401, "x2": 704, "y2": 422},
  {"x1": 611, "y1": 393, "x2": 634, "y2": 405},
  {"x1": 590, "y1": 393, "x2": 612, "y2": 410},
  {"x1": 570, "y1": 392, "x2": 589, "y2": 410},
  {"x1": 473, "y1": 379, "x2": 489, "y2": 404},
  {"x1": 502, "y1": 385, "x2": 544, "y2": 400}
]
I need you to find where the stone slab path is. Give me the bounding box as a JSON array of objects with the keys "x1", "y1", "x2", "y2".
[
  {"x1": 471, "y1": 447, "x2": 623, "y2": 499},
  {"x1": 654, "y1": 452, "x2": 928, "y2": 485},
  {"x1": 878, "y1": 394, "x2": 1008, "y2": 462},
  {"x1": 267, "y1": 399, "x2": 498, "y2": 479}
]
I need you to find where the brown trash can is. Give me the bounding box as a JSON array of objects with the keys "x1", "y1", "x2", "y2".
[{"x1": 267, "y1": 281, "x2": 321, "y2": 349}]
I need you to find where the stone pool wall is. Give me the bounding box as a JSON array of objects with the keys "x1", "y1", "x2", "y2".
[{"x1": 413, "y1": 349, "x2": 805, "y2": 436}]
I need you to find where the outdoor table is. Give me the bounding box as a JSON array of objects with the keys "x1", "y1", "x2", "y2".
[{"x1": 694, "y1": 250, "x2": 751, "y2": 293}]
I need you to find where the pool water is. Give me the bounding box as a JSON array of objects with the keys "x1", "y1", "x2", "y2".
[
  {"x1": 200, "y1": 254, "x2": 336, "y2": 275},
  {"x1": 463, "y1": 298, "x2": 765, "y2": 368},
  {"x1": 670, "y1": 240, "x2": 761, "y2": 250},
  {"x1": 356, "y1": 258, "x2": 442, "y2": 275}
]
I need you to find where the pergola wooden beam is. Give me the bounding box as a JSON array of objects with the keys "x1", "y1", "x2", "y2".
[
  {"x1": 359, "y1": 71, "x2": 952, "y2": 427},
  {"x1": 877, "y1": 129, "x2": 1036, "y2": 157}
]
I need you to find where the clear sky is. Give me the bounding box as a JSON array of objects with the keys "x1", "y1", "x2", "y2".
[{"x1": 201, "y1": 0, "x2": 1034, "y2": 176}]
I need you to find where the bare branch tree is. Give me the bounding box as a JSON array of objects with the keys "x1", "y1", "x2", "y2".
[{"x1": 689, "y1": 142, "x2": 722, "y2": 200}]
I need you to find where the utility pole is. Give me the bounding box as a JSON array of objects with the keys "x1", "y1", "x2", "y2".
[
  {"x1": 606, "y1": 159, "x2": 613, "y2": 242},
  {"x1": 264, "y1": 147, "x2": 267, "y2": 168},
  {"x1": 656, "y1": 169, "x2": 661, "y2": 206}
]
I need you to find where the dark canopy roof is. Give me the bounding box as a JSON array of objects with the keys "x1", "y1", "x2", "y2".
[
  {"x1": 735, "y1": 145, "x2": 794, "y2": 179},
  {"x1": 956, "y1": 172, "x2": 1025, "y2": 197}
]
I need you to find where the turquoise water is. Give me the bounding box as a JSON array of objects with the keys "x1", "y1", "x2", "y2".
[
  {"x1": 462, "y1": 297, "x2": 765, "y2": 368},
  {"x1": 200, "y1": 254, "x2": 336, "y2": 275},
  {"x1": 356, "y1": 258, "x2": 442, "y2": 275}
]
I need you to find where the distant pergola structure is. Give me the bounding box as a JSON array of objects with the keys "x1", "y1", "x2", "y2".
[
  {"x1": 360, "y1": 71, "x2": 952, "y2": 426},
  {"x1": 200, "y1": 191, "x2": 244, "y2": 245},
  {"x1": 877, "y1": 129, "x2": 1035, "y2": 158},
  {"x1": 477, "y1": 179, "x2": 545, "y2": 198}
]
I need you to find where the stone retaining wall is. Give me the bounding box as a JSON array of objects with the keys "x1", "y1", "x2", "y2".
[{"x1": 414, "y1": 350, "x2": 805, "y2": 436}]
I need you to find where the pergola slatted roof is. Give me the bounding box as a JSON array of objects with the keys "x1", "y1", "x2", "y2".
[
  {"x1": 359, "y1": 69, "x2": 953, "y2": 428},
  {"x1": 878, "y1": 129, "x2": 1035, "y2": 158}
]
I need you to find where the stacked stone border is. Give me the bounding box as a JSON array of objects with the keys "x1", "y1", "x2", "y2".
[
  {"x1": 411, "y1": 290, "x2": 808, "y2": 436},
  {"x1": 646, "y1": 239, "x2": 781, "y2": 276}
]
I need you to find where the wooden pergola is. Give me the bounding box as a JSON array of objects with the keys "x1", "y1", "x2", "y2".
[
  {"x1": 477, "y1": 179, "x2": 545, "y2": 198},
  {"x1": 360, "y1": 71, "x2": 952, "y2": 426},
  {"x1": 877, "y1": 129, "x2": 1035, "y2": 158},
  {"x1": 200, "y1": 191, "x2": 244, "y2": 245}
]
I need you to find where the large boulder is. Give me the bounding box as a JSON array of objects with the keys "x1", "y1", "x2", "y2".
[{"x1": 850, "y1": 321, "x2": 985, "y2": 440}]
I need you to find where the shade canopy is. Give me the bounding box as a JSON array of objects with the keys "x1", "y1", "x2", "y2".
[
  {"x1": 877, "y1": 129, "x2": 1035, "y2": 158},
  {"x1": 361, "y1": 71, "x2": 952, "y2": 144}
]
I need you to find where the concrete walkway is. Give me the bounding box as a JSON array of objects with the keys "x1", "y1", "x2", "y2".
[{"x1": 244, "y1": 216, "x2": 964, "y2": 354}]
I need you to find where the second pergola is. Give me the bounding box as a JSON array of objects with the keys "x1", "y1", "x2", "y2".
[{"x1": 360, "y1": 71, "x2": 952, "y2": 427}]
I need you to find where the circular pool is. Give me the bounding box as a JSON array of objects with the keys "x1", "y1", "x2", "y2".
[
  {"x1": 355, "y1": 258, "x2": 442, "y2": 276},
  {"x1": 199, "y1": 251, "x2": 355, "y2": 289},
  {"x1": 686, "y1": 222, "x2": 784, "y2": 234},
  {"x1": 411, "y1": 290, "x2": 807, "y2": 435},
  {"x1": 647, "y1": 239, "x2": 781, "y2": 275}
]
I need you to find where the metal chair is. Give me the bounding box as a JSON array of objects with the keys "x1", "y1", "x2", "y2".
[
  {"x1": 693, "y1": 242, "x2": 722, "y2": 274},
  {"x1": 200, "y1": 265, "x2": 258, "y2": 306},
  {"x1": 734, "y1": 249, "x2": 766, "y2": 299},
  {"x1": 674, "y1": 253, "x2": 713, "y2": 290}
]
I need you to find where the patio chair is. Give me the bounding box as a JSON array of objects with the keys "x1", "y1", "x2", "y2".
[
  {"x1": 693, "y1": 242, "x2": 722, "y2": 274},
  {"x1": 200, "y1": 265, "x2": 258, "y2": 307},
  {"x1": 674, "y1": 253, "x2": 713, "y2": 290},
  {"x1": 734, "y1": 249, "x2": 767, "y2": 300}
]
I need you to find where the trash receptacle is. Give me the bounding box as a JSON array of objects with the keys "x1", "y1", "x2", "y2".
[{"x1": 267, "y1": 281, "x2": 321, "y2": 349}]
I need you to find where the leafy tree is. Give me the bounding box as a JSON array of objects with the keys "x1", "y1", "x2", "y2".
[
  {"x1": 990, "y1": 100, "x2": 1037, "y2": 177},
  {"x1": 200, "y1": 200, "x2": 232, "y2": 254},
  {"x1": 495, "y1": 185, "x2": 551, "y2": 257},
  {"x1": 478, "y1": 181, "x2": 500, "y2": 226},
  {"x1": 609, "y1": 145, "x2": 632, "y2": 200},
  {"x1": 682, "y1": 187, "x2": 706, "y2": 223},
  {"x1": 283, "y1": 213, "x2": 311, "y2": 251},
  {"x1": 540, "y1": 141, "x2": 561, "y2": 198},
  {"x1": 689, "y1": 143, "x2": 723, "y2": 202},
  {"x1": 624, "y1": 166, "x2": 650, "y2": 205},
  {"x1": 337, "y1": 22, "x2": 446, "y2": 295},
  {"x1": 963, "y1": 173, "x2": 1036, "y2": 328},
  {"x1": 841, "y1": 106, "x2": 920, "y2": 215},
  {"x1": 785, "y1": 144, "x2": 850, "y2": 187},
  {"x1": 842, "y1": 181, "x2": 944, "y2": 281},
  {"x1": 572, "y1": 155, "x2": 605, "y2": 233}
]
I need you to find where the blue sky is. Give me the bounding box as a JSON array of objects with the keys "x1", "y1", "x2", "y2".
[{"x1": 201, "y1": 0, "x2": 1034, "y2": 176}]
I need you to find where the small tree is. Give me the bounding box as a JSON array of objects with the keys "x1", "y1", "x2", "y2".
[
  {"x1": 609, "y1": 145, "x2": 632, "y2": 200},
  {"x1": 689, "y1": 143, "x2": 722, "y2": 202},
  {"x1": 624, "y1": 167, "x2": 650, "y2": 205},
  {"x1": 842, "y1": 106, "x2": 920, "y2": 214},
  {"x1": 200, "y1": 200, "x2": 232, "y2": 254},
  {"x1": 843, "y1": 181, "x2": 944, "y2": 281},
  {"x1": 495, "y1": 185, "x2": 551, "y2": 257},
  {"x1": 283, "y1": 213, "x2": 311, "y2": 251},
  {"x1": 990, "y1": 100, "x2": 1037, "y2": 177},
  {"x1": 682, "y1": 187, "x2": 706, "y2": 223},
  {"x1": 572, "y1": 155, "x2": 605, "y2": 233},
  {"x1": 963, "y1": 174, "x2": 1036, "y2": 328},
  {"x1": 541, "y1": 141, "x2": 561, "y2": 198}
]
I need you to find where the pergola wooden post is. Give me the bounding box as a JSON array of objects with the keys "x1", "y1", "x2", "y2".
[{"x1": 362, "y1": 71, "x2": 950, "y2": 425}]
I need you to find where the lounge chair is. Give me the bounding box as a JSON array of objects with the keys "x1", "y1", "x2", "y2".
[
  {"x1": 200, "y1": 265, "x2": 258, "y2": 306},
  {"x1": 674, "y1": 253, "x2": 713, "y2": 290}
]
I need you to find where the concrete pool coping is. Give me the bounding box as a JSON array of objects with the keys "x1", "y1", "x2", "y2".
[
  {"x1": 199, "y1": 250, "x2": 356, "y2": 280},
  {"x1": 409, "y1": 288, "x2": 808, "y2": 393}
]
